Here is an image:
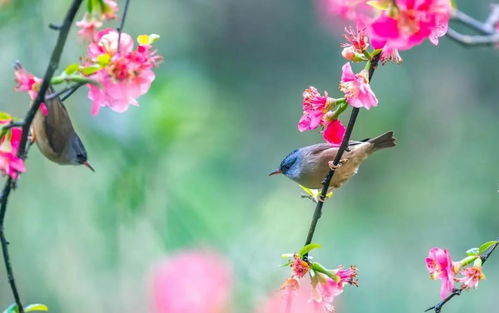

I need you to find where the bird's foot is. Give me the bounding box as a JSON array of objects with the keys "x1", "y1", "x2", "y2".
[
  {"x1": 328, "y1": 158, "x2": 348, "y2": 171},
  {"x1": 28, "y1": 128, "x2": 36, "y2": 144}
]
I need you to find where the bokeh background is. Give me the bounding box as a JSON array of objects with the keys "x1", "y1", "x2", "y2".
[{"x1": 0, "y1": 0, "x2": 498, "y2": 312}]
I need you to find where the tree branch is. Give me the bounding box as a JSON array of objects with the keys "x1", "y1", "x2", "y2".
[
  {"x1": 117, "y1": 0, "x2": 131, "y2": 54},
  {"x1": 0, "y1": 0, "x2": 83, "y2": 311},
  {"x1": 447, "y1": 8, "x2": 499, "y2": 46},
  {"x1": 446, "y1": 28, "x2": 499, "y2": 46},
  {"x1": 424, "y1": 240, "x2": 499, "y2": 313},
  {"x1": 303, "y1": 53, "x2": 381, "y2": 256}
]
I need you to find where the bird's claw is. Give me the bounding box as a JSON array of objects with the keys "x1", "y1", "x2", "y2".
[{"x1": 328, "y1": 158, "x2": 348, "y2": 171}]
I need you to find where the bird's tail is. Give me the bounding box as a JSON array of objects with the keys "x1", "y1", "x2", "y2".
[{"x1": 369, "y1": 131, "x2": 396, "y2": 151}]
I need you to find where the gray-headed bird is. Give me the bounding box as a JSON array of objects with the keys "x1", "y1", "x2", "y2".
[
  {"x1": 270, "y1": 131, "x2": 395, "y2": 190},
  {"x1": 31, "y1": 87, "x2": 94, "y2": 171}
]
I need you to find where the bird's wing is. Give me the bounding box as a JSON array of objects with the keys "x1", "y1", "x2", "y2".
[{"x1": 43, "y1": 87, "x2": 76, "y2": 154}]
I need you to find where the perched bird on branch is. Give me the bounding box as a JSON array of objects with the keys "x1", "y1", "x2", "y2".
[
  {"x1": 269, "y1": 131, "x2": 395, "y2": 190},
  {"x1": 31, "y1": 86, "x2": 94, "y2": 171}
]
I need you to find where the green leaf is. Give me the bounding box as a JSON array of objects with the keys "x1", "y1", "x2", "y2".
[
  {"x1": 280, "y1": 261, "x2": 292, "y2": 267},
  {"x1": 466, "y1": 247, "x2": 479, "y2": 256},
  {"x1": 0, "y1": 112, "x2": 12, "y2": 122},
  {"x1": 81, "y1": 65, "x2": 101, "y2": 76},
  {"x1": 86, "y1": 0, "x2": 93, "y2": 12},
  {"x1": 3, "y1": 304, "x2": 18, "y2": 313},
  {"x1": 96, "y1": 54, "x2": 110, "y2": 67},
  {"x1": 478, "y1": 241, "x2": 498, "y2": 254},
  {"x1": 298, "y1": 243, "x2": 321, "y2": 258},
  {"x1": 311, "y1": 262, "x2": 336, "y2": 279},
  {"x1": 64, "y1": 64, "x2": 80, "y2": 75},
  {"x1": 24, "y1": 305, "x2": 48, "y2": 313}
]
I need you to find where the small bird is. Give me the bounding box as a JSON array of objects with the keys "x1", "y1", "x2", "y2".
[
  {"x1": 31, "y1": 86, "x2": 94, "y2": 171},
  {"x1": 269, "y1": 131, "x2": 396, "y2": 190}
]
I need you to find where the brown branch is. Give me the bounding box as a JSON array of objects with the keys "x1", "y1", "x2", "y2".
[
  {"x1": 303, "y1": 53, "x2": 381, "y2": 256},
  {"x1": 0, "y1": 0, "x2": 83, "y2": 311},
  {"x1": 424, "y1": 240, "x2": 499, "y2": 313}
]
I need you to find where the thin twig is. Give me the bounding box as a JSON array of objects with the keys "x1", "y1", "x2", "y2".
[
  {"x1": 302, "y1": 53, "x2": 381, "y2": 255},
  {"x1": 1, "y1": 121, "x2": 25, "y2": 131},
  {"x1": 484, "y1": 4, "x2": 499, "y2": 31},
  {"x1": 446, "y1": 28, "x2": 499, "y2": 46},
  {"x1": 424, "y1": 240, "x2": 499, "y2": 313},
  {"x1": 0, "y1": 0, "x2": 83, "y2": 311},
  {"x1": 46, "y1": 82, "x2": 85, "y2": 102},
  {"x1": 452, "y1": 9, "x2": 493, "y2": 35},
  {"x1": 60, "y1": 82, "x2": 86, "y2": 102},
  {"x1": 447, "y1": 8, "x2": 499, "y2": 46},
  {"x1": 117, "y1": 0, "x2": 131, "y2": 54},
  {"x1": 0, "y1": 178, "x2": 23, "y2": 311}
]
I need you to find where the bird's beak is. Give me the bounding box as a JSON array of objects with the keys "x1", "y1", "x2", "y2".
[
  {"x1": 83, "y1": 161, "x2": 95, "y2": 172},
  {"x1": 268, "y1": 169, "x2": 282, "y2": 176}
]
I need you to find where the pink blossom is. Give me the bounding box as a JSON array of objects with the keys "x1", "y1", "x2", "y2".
[
  {"x1": 369, "y1": 0, "x2": 452, "y2": 51},
  {"x1": 379, "y1": 46, "x2": 403, "y2": 64},
  {"x1": 425, "y1": 247, "x2": 456, "y2": 299},
  {"x1": 0, "y1": 126, "x2": 26, "y2": 179},
  {"x1": 298, "y1": 87, "x2": 334, "y2": 132},
  {"x1": 85, "y1": 29, "x2": 160, "y2": 115},
  {"x1": 14, "y1": 67, "x2": 40, "y2": 99},
  {"x1": 456, "y1": 266, "x2": 485, "y2": 290},
  {"x1": 151, "y1": 250, "x2": 232, "y2": 313},
  {"x1": 322, "y1": 119, "x2": 345, "y2": 146},
  {"x1": 76, "y1": 15, "x2": 103, "y2": 41},
  {"x1": 341, "y1": 26, "x2": 369, "y2": 61},
  {"x1": 292, "y1": 255, "x2": 310, "y2": 278},
  {"x1": 339, "y1": 62, "x2": 378, "y2": 109},
  {"x1": 13, "y1": 66, "x2": 48, "y2": 115}
]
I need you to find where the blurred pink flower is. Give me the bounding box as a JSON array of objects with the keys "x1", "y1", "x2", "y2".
[
  {"x1": 369, "y1": 0, "x2": 452, "y2": 51},
  {"x1": 298, "y1": 87, "x2": 334, "y2": 132},
  {"x1": 85, "y1": 29, "x2": 161, "y2": 115},
  {"x1": 151, "y1": 250, "x2": 232, "y2": 313},
  {"x1": 322, "y1": 119, "x2": 345, "y2": 146},
  {"x1": 318, "y1": 0, "x2": 372, "y2": 26},
  {"x1": 13, "y1": 66, "x2": 48, "y2": 115},
  {"x1": 339, "y1": 63, "x2": 378, "y2": 109},
  {"x1": 102, "y1": 0, "x2": 118, "y2": 20},
  {"x1": 425, "y1": 247, "x2": 456, "y2": 299},
  {"x1": 76, "y1": 15, "x2": 103, "y2": 41},
  {"x1": 456, "y1": 266, "x2": 485, "y2": 290},
  {"x1": 262, "y1": 276, "x2": 327, "y2": 313},
  {"x1": 0, "y1": 126, "x2": 26, "y2": 179}
]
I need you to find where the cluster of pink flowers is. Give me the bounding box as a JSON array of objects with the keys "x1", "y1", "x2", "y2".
[
  {"x1": 320, "y1": 0, "x2": 452, "y2": 60},
  {"x1": 298, "y1": 87, "x2": 346, "y2": 145},
  {"x1": 84, "y1": 29, "x2": 161, "y2": 115},
  {"x1": 280, "y1": 252, "x2": 358, "y2": 313},
  {"x1": 76, "y1": 0, "x2": 118, "y2": 41},
  {"x1": 0, "y1": 115, "x2": 25, "y2": 179},
  {"x1": 425, "y1": 246, "x2": 489, "y2": 299}
]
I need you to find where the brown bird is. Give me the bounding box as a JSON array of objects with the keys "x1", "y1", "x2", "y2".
[
  {"x1": 269, "y1": 131, "x2": 396, "y2": 190},
  {"x1": 31, "y1": 86, "x2": 94, "y2": 171}
]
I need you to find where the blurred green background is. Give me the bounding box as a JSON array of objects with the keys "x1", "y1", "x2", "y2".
[{"x1": 0, "y1": 0, "x2": 498, "y2": 312}]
